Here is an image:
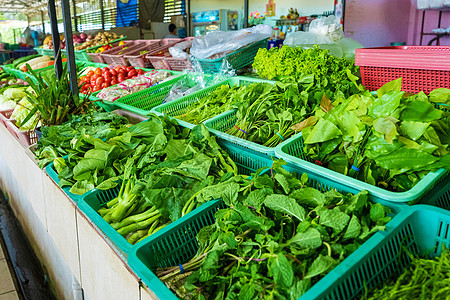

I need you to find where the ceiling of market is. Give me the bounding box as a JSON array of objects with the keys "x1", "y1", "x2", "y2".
[{"x1": 0, "y1": 0, "x2": 50, "y2": 15}]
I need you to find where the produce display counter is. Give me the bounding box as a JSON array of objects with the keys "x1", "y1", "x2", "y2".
[{"x1": 0, "y1": 124, "x2": 149, "y2": 300}]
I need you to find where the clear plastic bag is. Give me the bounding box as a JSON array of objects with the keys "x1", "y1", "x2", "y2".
[
  {"x1": 191, "y1": 24, "x2": 271, "y2": 60},
  {"x1": 337, "y1": 38, "x2": 363, "y2": 60},
  {"x1": 284, "y1": 31, "x2": 344, "y2": 57},
  {"x1": 162, "y1": 59, "x2": 235, "y2": 103},
  {"x1": 309, "y1": 16, "x2": 344, "y2": 41}
]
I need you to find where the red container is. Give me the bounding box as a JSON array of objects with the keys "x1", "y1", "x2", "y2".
[
  {"x1": 355, "y1": 46, "x2": 450, "y2": 94},
  {"x1": 6, "y1": 119, "x2": 38, "y2": 147},
  {"x1": 0, "y1": 109, "x2": 13, "y2": 127}
]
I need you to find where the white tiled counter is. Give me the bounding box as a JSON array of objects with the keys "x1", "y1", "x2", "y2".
[{"x1": 0, "y1": 124, "x2": 148, "y2": 300}]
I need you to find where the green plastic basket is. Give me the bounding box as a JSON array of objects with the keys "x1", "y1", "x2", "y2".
[
  {"x1": 300, "y1": 205, "x2": 450, "y2": 299},
  {"x1": 78, "y1": 135, "x2": 276, "y2": 254},
  {"x1": 419, "y1": 178, "x2": 450, "y2": 209},
  {"x1": 112, "y1": 74, "x2": 188, "y2": 116},
  {"x1": 35, "y1": 47, "x2": 55, "y2": 57},
  {"x1": 196, "y1": 38, "x2": 268, "y2": 73},
  {"x1": 45, "y1": 159, "x2": 87, "y2": 202},
  {"x1": 274, "y1": 132, "x2": 449, "y2": 204},
  {"x1": 127, "y1": 172, "x2": 405, "y2": 300},
  {"x1": 152, "y1": 76, "x2": 274, "y2": 129}
]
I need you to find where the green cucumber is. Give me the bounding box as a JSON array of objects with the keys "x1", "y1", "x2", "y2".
[{"x1": 12, "y1": 54, "x2": 42, "y2": 68}]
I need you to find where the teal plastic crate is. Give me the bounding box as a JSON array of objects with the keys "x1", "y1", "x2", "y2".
[
  {"x1": 196, "y1": 38, "x2": 268, "y2": 73},
  {"x1": 112, "y1": 74, "x2": 188, "y2": 116},
  {"x1": 127, "y1": 172, "x2": 405, "y2": 300},
  {"x1": 300, "y1": 205, "x2": 450, "y2": 299},
  {"x1": 419, "y1": 177, "x2": 450, "y2": 209},
  {"x1": 152, "y1": 76, "x2": 274, "y2": 129},
  {"x1": 274, "y1": 132, "x2": 449, "y2": 204},
  {"x1": 45, "y1": 159, "x2": 88, "y2": 202},
  {"x1": 78, "y1": 135, "x2": 275, "y2": 254}
]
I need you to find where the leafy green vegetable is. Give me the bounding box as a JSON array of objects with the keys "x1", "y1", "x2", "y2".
[
  {"x1": 253, "y1": 45, "x2": 363, "y2": 97},
  {"x1": 296, "y1": 80, "x2": 450, "y2": 192},
  {"x1": 156, "y1": 160, "x2": 392, "y2": 299},
  {"x1": 34, "y1": 112, "x2": 129, "y2": 168}
]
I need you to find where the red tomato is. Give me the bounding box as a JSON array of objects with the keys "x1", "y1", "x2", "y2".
[
  {"x1": 87, "y1": 70, "x2": 94, "y2": 77},
  {"x1": 118, "y1": 69, "x2": 126, "y2": 77},
  {"x1": 94, "y1": 68, "x2": 102, "y2": 76},
  {"x1": 102, "y1": 67, "x2": 109, "y2": 73},
  {"x1": 110, "y1": 75, "x2": 117, "y2": 82},
  {"x1": 102, "y1": 82, "x2": 110, "y2": 88},
  {"x1": 110, "y1": 69, "x2": 117, "y2": 76},
  {"x1": 110, "y1": 80, "x2": 118, "y2": 86},
  {"x1": 118, "y1": 76, "x2": 125, "y2": 83},
  {"x1": 92, "y1": 86, "x2": 100, "y2": 92},
  {"x1": 92, "y1": 74, "x2": 99, "y2": 81},
  {"x1": 103, "y1": 72, "x2": 111, "y2": 79},
  {"x1": 114, "y1": 66, "x2": 122, "y2": 72},
  {"x1": 137, "y1": 69, "x2": 144, "y2": 75},
  {"x1": 126, "y1": 66, "x2": 134, "y2": 72},
  {"x1": 95, "y1": 77, "x2": 105, "y2": 86},
  {"x1": 128, "y1": 70, "x2": 137, "y2": 77}
]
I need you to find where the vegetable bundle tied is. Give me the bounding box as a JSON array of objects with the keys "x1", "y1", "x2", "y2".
[
  {"x1": 157, "y1": 160, "x2": 392, "y2": 299},
  {"x1": 294, "y1": 79, "x2": 450, "y2": 192}
]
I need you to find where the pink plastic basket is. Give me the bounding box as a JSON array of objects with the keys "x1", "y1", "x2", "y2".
[
  {"x1": 165, "y1": 57, "x2": 192, "y2": 71},
  {"x1": 6, "y1": 119, "x2": 38, "y2": 147},
  {"x1": 147, "y1": 55, "x2": 171, "y2": 70},
  {"x1": 88, "y1": 52, "x2": 105, "y2": 64},
  {"x1": 100, "y1": 41, "x2": 149, "y2": 66},
  {"x1": 87, "y1": 41, "x2": 125, "y2": 64},
  {"x1": 126, "y1": 39, "x2": 181, "y2": 68},
  {"x1": 154, "y1": 37, "x2": 195, "y2": 71},
  {"x1": 355, "y1": 46, "x2": 450, "y2": 94},
  {"x1": 0, "y1": 109, "x2": 13, "y2": 127}
]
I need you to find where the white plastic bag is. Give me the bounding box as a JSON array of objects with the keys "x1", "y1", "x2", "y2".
[
  {"x1": 169, "y1": 40, "x2": 193, "y2": 59},
  {"x1": 309, "y1": 16, "x2": 344, "y2": 41},
  {"x1": 284, "y1": 31, "x2": 344, "y2": 57},
  {"x1": 191, "y1": 24, "x2": 271, "y2": 60}
]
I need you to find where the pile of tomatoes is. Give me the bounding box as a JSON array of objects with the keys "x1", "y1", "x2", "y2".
[{"x1": 79, "y1": 65, "x2": 145, "y2": 94}]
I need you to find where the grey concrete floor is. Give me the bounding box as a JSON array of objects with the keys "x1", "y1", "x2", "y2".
[{"x1": 0, "y1": 191, "x2": 55, "y2": 300}]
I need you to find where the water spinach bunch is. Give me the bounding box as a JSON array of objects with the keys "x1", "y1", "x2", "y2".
[{"x1": 157, "y1": 160, "x2": 392, "y2": 299}]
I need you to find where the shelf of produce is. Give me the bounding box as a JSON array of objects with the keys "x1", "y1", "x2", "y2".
[
  {"x1": 0, "y1": 119, "x2": 142, "y2": 300},
  {"x1": 127, "y1": 167, "x2": 405, "y2": 300},
  {"x1": 274, "y1": 132, "x2": 450, "y2": 205},
  {"x1": 77, "y1": 136, "x2": 275, "y2": 254}
]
